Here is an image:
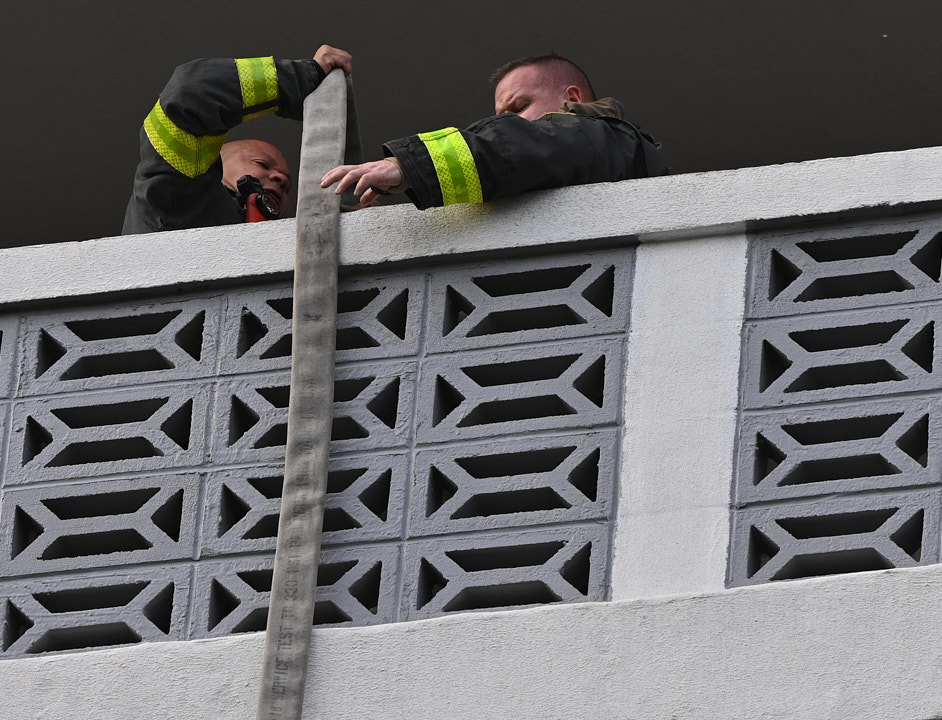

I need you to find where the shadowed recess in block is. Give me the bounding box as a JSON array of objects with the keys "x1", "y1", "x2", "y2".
[
  {"x1": 902, "y1": 322, "x2": 934, "y2": 372},
  {"x1": 462, "y1": 355, "x2": 578, "y2": 386},
  {"x1": 337, "y1": 288, "x2": 380, "y2": 313},
  {"x1": 259, "y1": 333, "x2": 292, "y2": 359},
  {"x1": 891, "y1": 510, "x2": 924, "y2": 560},
  {"x1": 318, "y1": 561, "x2": 357, "y2": 587},
  {"x1": 432, "y1": 376, "x2": 465, "y2": 426},
  {"x1": 794, "y1": 272, "x2": 912, "y2": 302},
  {"x1": 782, "y1": 413, "x2": 901, "y2": 445},
  {"x1": 759, "y1": 341, "x2": 792, "y2": 392},
  {"x1": 238, "y1": 569, "x2": 273, "y2": 592},
  {"x1": 768, "y1": 250, "x2": 802, "y2": 300},
  {"x1": 336, "y1": 326, "x2": 380, "y2": 350},
  {"x1": 349, "y1": 562, "x2": 382, "y2": 614},
  {"x1": 358, "y1": 469, "x2": 392, "y2": 520},
  {"x1": 472, "y1": 265, "x2": 589, "y2": 296},
  {"x1": 452, "y1": 488, "x2": 570, "y2": 518},
  {"x1": 443, "y1": 581, "x2": 561, "y2": 611},
  {"x1": 143, "y1": 583, "x2": 175, "y2": 634},
  {"x1": 784, "y1": 361, "x2": 906, "y2": 393},
  {"x1": 911, "y1": 232, "x2": 942, "y2": 281},
  {"x1": 243, "y1": 514, "x2": 279, "y2": 539},
  {"x1": 34, "y1": 583, "x2": 147, "y2": 612},
  {"x1": 228, "y1": 396, "x2": 260, "y2": 445},
  {"x1": 174, "y1": 311, "x2": 205, "y2": 360},
  {"x1": 218, "y1": 485, "x2": 251, "y2": 535},
  {"x1": 51, "y1": 398, "x2": 168, "y2": 428},
  {"x1": 65, "y1": 311, "x2": 181, "y2": 340},
  {"x1": 573, "y1": 357, "x2": 606, "y2": 408},
  {"x1": 366, "y1": 378, "x2": 400, "y2": 428},
  {"x1": 416, "y1": 559, "x2": 448, "y2": 609},
  {"x1": 22, "y1": 417, "x2": 53, "y2": 464},
  {"x1": 376, "y1": 289, "x2": 409, "y2": 339},
  {"x1": 60, "y1": 351, "x2": 174, "y2": 380},
  {"x1": 442, "y1": 286, "x2": 476, "y2": 336},
  {"x1": 582, "y1": 266, "x2": 615, "y2": 316},
  {"x1": 776, "y1": 508, "x2": 896, "y2": 539},
  {"x1": 41, "y1": 529, "x2": 152, "y2": 559},
  {"x1": 35, "y1": 330, "x2": 67, "y2": 378},
  {"x1": 151, "y1": 490, "x2": 184, "y2": 541},
  {"x1": 560, "y1": 542, "x2": 592, "y2": 595},
  {"x1": 753, "y1": 433, "x2": 786, "y2": 485},
  {"x1": 334, "y1": 377, "x2": 373, "y2": 402},
  {"x1": 208, "y1": 580, "x2": 241, "y2": 630},
  {"x1": 747, "y1": 527, "x2": 780, "y2": 579},
  {"x1": 161, "y1": 400, "x2": 193, "y2": 449},
  {"x1": 233, "y1": 608, "x2": 269, "y2": 634},
  {"x1": 331, "y1": 417, "x2": 369, "y2": 441},
  {"x1": 466, "y1": 305, "x2": 585, "y2": 337},
  {"x1": 256, "y1": 385, "x2": 290, "y2": 408},
  {"x1": 426, "y1": 467, "x2": 459, "y2": 516},
  {"x1": 780, "y1": 455, "x2": 900, "y2": 485},
  {"x1": 456, "y1": 446, "x2": 573, "y2": 478},
  {"x1": 28, "y1": 623, "x2": 141, "y2": 654},
  {"x1": 323, "y1": 507, "x2": 361, "y2": 531},
  {"x1": 266, "y1": 297, "x2": 293, "y2": 319},
  {"x1": 458, "y1": 395, "x2": 577, "y2": 426},
  {"x1": 446, "y1": 541, "x2": 564, "y2": 571},
  {"x1": 248, "y1": 474, "x2": 285, "y2": 498},
  {"x1": 48, "y1": 437, "x2": 164, "y2": 466},
  {"x1": 313, "y1": 601, "x2": 351, "y2": 625},
  {"x1": 569, "y1": 450, "x2": 600, "y2": 501},
  {"x1": 789, "y1": 320, "x2": 906, "y2": 352},
  {"x1": 796, "y1": 231, "x2": 915, "y2": 262},
  {"x1": 254, "y1": 423, "x2": 287, "y2": 448},
  {"x1": 237, "y1": 310, "x2": 268, "y2": 357},
  {"x1": 11, "y1": 507, "x2": 44, "y2": 558},
  {"x1": 42, "y1": 488, "x2": 159, "y2": 518},
  {"x1": 771, "y1": 548, "x2": 894, "y2": 581},
  {"x1": 2, "y1": 601, "x2": 34, "y2": 651},
  {"x1": 897, "y1": 414, "x2": 930, "y2": 467}
]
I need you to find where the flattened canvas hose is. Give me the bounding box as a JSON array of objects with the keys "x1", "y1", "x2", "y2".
[{"x1": 256, "y1": 69, "x2": 361, "y2": 720}]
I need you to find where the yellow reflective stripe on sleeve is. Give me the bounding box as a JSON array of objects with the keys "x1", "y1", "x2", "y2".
[
  {"x1": 144, "y1": 101, "x2": 226, "y2": 178},
  {"x1": 236, "y1": 56, "x2": 279, "y2": 116},
  {"x1": 417, "y1": 127, "x2": 483, "y2": 205}
]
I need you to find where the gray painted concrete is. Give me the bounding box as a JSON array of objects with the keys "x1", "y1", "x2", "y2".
[{"x1": 4, "y1": 564, "x2": 942, "y2": 719}]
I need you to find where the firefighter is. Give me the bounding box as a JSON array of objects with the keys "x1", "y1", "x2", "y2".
[
  {"x1": 122, "y1": 45, "x2": 353, "y2": 234},
  {"x1": 321, "y1": 53, "x2": 667, "y2": 209}
]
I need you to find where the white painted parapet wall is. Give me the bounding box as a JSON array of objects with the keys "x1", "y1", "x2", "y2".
[{"x1": 2, "y1": 147, "x2": 942, "y2": 720}]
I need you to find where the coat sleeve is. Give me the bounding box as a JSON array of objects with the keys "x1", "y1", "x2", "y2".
[
  {"x1": 122, "y1": 57, "x2": 324, "y2": 234},
  {"x1": 382, "y1": 112, "x2": 668, "y2": 210}
]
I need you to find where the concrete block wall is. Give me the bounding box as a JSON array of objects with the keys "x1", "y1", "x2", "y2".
[
  {"x1": 730, "y1": 210, "x2": 942, "y2": 585},
  {"x1": 0, "y1": 246, "x2": 631, "y2": 658}
]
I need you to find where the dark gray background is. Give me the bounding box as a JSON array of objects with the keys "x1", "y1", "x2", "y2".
[{"x1": 2, "y1": 0, "x2": 939, "y2": 248}]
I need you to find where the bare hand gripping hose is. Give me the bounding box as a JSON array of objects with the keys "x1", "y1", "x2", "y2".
[{"x1": 256, "y1": 69, "x2": 361, "y2": 720}]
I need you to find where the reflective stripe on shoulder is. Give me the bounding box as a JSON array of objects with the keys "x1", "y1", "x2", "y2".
[
  {"x1": 417, "y1": 127, "x2": 483, "y2": 205},
  {"x1": 236, "y1": 56, "x2": 279, "y2": 119},
  {"x1": 144, "y1": 100, "x2": 226, "y2": 178}
]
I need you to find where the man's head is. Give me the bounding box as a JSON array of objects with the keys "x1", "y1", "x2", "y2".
[
  {"x1": 220, "y1": 139, "x2": 291, "y2": 208},
  {"x1": 491, "y1": 53, "x2": 596, "y2": 121}
]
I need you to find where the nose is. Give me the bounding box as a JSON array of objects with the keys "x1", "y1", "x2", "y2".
[{"x1": 268, "y1": 170, "x2": 288, "y2": 190}]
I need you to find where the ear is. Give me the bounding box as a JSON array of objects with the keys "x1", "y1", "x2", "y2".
[{"x1": 563, "y1": 85, "x2": 583, "y2": 103}]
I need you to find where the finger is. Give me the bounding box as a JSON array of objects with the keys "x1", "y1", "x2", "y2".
[
  {"x1": 336, "y1": 168, "x2": 368, "y2": 195},
  {"x1": 321, "y1": 165, "x2": 353, "y2": 188}
]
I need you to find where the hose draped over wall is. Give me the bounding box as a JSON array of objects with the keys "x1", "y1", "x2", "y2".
[{"x1": 256, "y1": 69, "x2": 361, "y2": 720}]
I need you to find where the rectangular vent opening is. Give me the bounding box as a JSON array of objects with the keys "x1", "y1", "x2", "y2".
[
  {"x1": 60, "y1": 350, "x2": 174, "y2": 380},
  {"x1": 446, "y1": 541, "x2": 564, "y2": 571},
  {"x1": 28, "y1": 623, "x2": 142, "y2": 654},
  {"x1": 442, "y1": 581, "x2": 561, "y2": 612},
  {"x1": 796, "y1": 231, "x2": 915, "y2": 262},
  {"x1": 34, "y1": 583, "x2": 147, "y2": 613},
  {"x1": 776, "y1": 508, "x2": 896, "y2": 539},
  {"x1": 472, "y1": 265, "x2": 589, "y2": 296},
  {"x1": 65, "y1": 311, "x2": 181, "y2": 340}
]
